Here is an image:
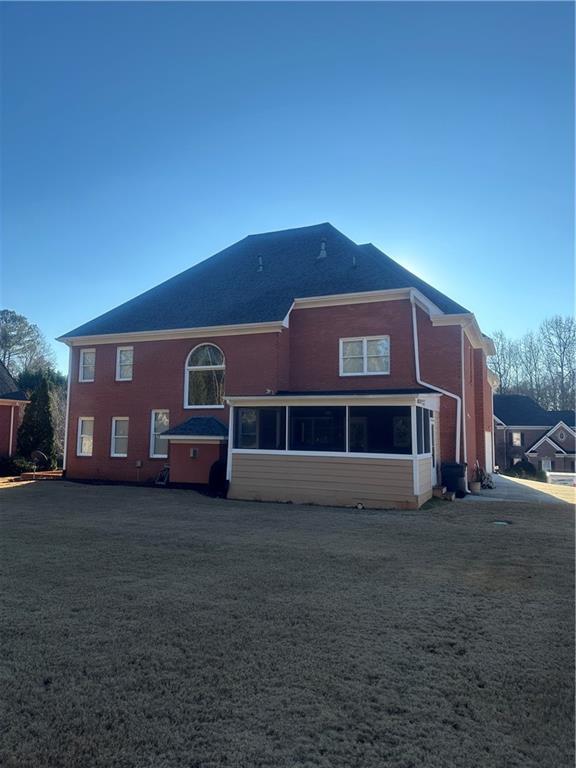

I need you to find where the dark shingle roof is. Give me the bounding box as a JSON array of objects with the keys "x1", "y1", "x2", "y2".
[
  {"x1": 494, "y1": 394, "x2": 575, "y2": 427},
  {"x1": 61, "y1": 223, "x2": 469, "y2": 338},
  {"x1": 0, "y1": 361, "x2": 28, "y2": 401},
  {"x1": 161, "y1": 417, "x2": 228, "y2": 438}
]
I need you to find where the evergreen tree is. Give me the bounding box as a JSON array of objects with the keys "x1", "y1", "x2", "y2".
[{"x1": 16, "y1": 375, "x2": 56, "y2": 468}]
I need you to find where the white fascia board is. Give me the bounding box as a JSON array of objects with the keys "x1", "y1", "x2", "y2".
[
  {"x1": 549, "y1": 421, "x2": 576, "y2": 438},
  {"x1": 226, "y1": 393, "x2": 441, "y2": 409},
  {"x1": 57, "y1": 321, "x2": 285, "y2": 347},
  {"x1": 289, "y1": 287, "x2": 443, "y2": 317},
  {"x1": 159, "y1": 435, "x2": 228, "y2": 443},
  {"x1": 0, "y1": 397, "x2": 28, "y2": 405},
  {"x1": 526, "y1": 435, "x2": 566, "y2": 454},
  {"x1": 431, "y1": 313, "x2": 495, "y2": 355},
  {"x1": 494, "y1": 415, "x2": 507, "y2": 426}
]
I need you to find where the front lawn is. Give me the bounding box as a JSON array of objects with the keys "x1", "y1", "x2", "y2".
[{"x1": 1, "y1": 482, "x2": 574, "y2": 767}]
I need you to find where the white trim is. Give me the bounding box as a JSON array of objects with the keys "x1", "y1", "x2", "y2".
[
  {"x1": 160, "y1": 434, "x2": 228, "y2": 443},
  {"x1": 226, "y1": 406, "x2": 234, "y2": 481},
  {"x1": 549, "y1": 421, "x2": 576, "y2": 438},
  {"x1": 63, "y1": 347, "x2": 72, "y2": 470},
  {"x1": 226, "y1": 393, "x2": 441, "y2": 409},
  {"x1": 184, "y1": 405, "x2": 226, "y2": 410},
  {"x1": 0, "y1": 397, "x2": 28, "y2": 405},
  {"x1": 76, "y1": 416, "x2": 94, "y2": 457},
  {"x1": 339, "y1": 336, "x2": 390, "y2": 377},
  {"x1": 526, "y1": 435, "x2": 566, "y2": 454},
  {"x1": 184, "y1": 343, "x2": 225, "y2": 409},
  {"x1": 8, "y1": 405, "x2": 15, "y2": 457},
  {"x1": 150, "y1": 409, "x2": 169, "y2": 458},
  {"x1": 115, "y1": 346, "x2": 134, "y2": 381},
  {"x1": 78, "y1": 348, "x2": 95, "y2": 382},
  {"x1": 460, "y1": 328, "x2": 468, "y2": 471},
  {"x1": 431, "y1": 314, "x2": 495, "y2": 356},
  {"x1": 410, "y1": 294, "x2": 463, "y2": 463},
  {"x1": 58, "y1": 321, "x2": 284, "y2": 346},
  {"x1": 411, "y1": 406, "x2": 418, "y2": 495},
  {"x1": 291, "y1": 287, "x2": 443, "y2": 317},
  {"x1": 231, "y1": 448, "x2": 417, "y2": 459},
  {"x1": 110, "y1": 417, "x2": 129, "y2": 457}
]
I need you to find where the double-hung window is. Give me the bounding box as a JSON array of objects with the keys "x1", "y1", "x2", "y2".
[
  {"x1": 511, "y1": 431, "x2": 522, "y2": 447},
  {"x1": 79, "y1": 349, "x2": 95, "y2": 382},
  {"x1": 150, "y1": 410, "x2": 169, "y2": 458},
  {"x1": 340, "y1": 336, "x2": 390, "y2": 376},
  {"x1": 116, "y1": 347, "x2": 134, "y2": 381},
  {"x1": 77, "y1": 417, "x2": 94, "y2": 456},
  {"x1": 111, "y1": 417, "x2": 129, "y2": 457}
]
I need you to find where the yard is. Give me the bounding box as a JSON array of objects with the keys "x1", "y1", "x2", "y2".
[{"x1": 1, "y1": 482, "x2": 574, "y2": 768}]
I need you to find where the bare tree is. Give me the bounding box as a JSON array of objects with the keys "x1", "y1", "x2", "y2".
[
  {"x1": 540, "y1": 315, "x2": 575, "y2": 410},
  {"x1": 0, "y1": 310, "x2": 55, "y2": 375},
  {"x1": 489, "y1": 331, "x2": 520, "y2": 394}
]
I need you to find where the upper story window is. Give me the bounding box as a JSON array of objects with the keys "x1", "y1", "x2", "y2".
[
  {"x1": 340, "y1": 336, "x2": 390, "y2": 376},
  {"x1": 116, "y1": 347, "x2": 134, "y2": 381},
  {"x1": 185, "y1": 344, "x2": 225, "y2": 408},
  {"x1": 77, "y1": 417, "x2": 94, "y2": 456},
  {"x1": 79, "y1": 349, "x2": 95, "y2": 382},
  {"x1": 111, "y1": 417, "x2": 129, "y2": 457},
  {"x1": 511, "y1": 431, "x2": 523, "y2": 447}
]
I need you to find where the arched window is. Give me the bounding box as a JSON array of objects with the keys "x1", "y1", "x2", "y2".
[{"x1": 185, "y1": 344, "x2": 225, "y2": 407}]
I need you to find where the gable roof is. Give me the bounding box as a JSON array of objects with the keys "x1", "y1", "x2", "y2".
[
  {"x1": 525, "y1": 434, "x2": 566, "y2": 454},
  {"x1": 0, "y1": 361, "x2": 28, "y2": 402},
  {"x1": 493, "y1": 394, "x2": 575, "y2": 428},
  {"x1": 60, "y1": 223, "x2": 469, "y2": 339}
]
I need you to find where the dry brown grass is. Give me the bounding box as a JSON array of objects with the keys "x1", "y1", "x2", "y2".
[{"x1": 1, "y1": 482, "x2": 574, "y2": 767}]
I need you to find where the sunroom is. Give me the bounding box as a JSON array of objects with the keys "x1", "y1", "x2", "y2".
[{"x1": 226, "y1": 390, "x2": 440, "y2": 509}]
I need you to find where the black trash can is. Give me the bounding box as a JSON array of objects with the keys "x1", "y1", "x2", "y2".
[{"x1": 441, "y1": 462, "x2": 467, "y2": 493}]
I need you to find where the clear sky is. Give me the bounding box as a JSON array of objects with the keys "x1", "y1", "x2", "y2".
[{"x1": 1, "y1": 1, "x2": 574, "y2": 374}]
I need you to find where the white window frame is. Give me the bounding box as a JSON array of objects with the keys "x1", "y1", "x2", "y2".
[
  {"x1": 79, "y1": 348, "x2": 96, "y2": 382},
  {"x1": 339, "y1": 336, "x2": 390, "y2": 377},
  {"x1": 184, "y1": 343, "x2": 225, "y2": 409},
  {"x1": 110, "y1": 417, "x2": 129, "y2": 457},
  {"x1": 76, "y1": 417, "x2": 94, "y2": 457},
  {"x1": 115, "y1": 346, "x2": 134, "y2": 381},
  {"x1": 512, "y1": 431, "x2": 522, "y2": 447},
  {"x1": 150, "y1": 410, "x2": 169, "y2": 458}
]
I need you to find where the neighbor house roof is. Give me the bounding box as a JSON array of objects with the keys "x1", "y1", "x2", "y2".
[
  {"x1": 60, "y1": 223, "x2": 469, "y2": 339},
  {"x1": 0, "y1": 361, "x2": 28, "y2": 402},
  {"x1": 494, "y1": 394, "x2": 575, "y2": 428},
  {"x1": 161, "y1": 416, "x2": 228, "y2": 438}
]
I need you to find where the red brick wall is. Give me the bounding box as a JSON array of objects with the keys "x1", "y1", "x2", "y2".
[
  {"x1": 169, "y1": 442, "x2": 225, "y2": 484},
  {"x1": 288, "y1": 300, "x2": 417, "y2": 391},
  {"x1": 0, "y1": 403, "x2": 24, "y2": 457},
  {"x1": 65, "y1": 332, "x2": 282, "y2": 482}
]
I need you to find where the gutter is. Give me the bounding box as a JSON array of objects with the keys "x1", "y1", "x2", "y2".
[{"x1": 410, "y1": 291, "x2": 464, "y2": 472}]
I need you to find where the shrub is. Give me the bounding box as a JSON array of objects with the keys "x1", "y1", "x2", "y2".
[
  {"x1": 0, "y1": 455, "x2": 36, "y2": 477},
  {"x1": 503, "y1": 459, "x2": 537, "y2": 479}
]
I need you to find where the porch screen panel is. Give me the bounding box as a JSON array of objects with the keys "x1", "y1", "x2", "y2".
[
  {"x1": 349, "y1": 406, "x2": 412, "y2": 454},
  {"x1": 289, "y1": 407, "x2": 346, "y2": 452},
  {"x1": 235, "y1": 408, "x2": 286, "y2": 450}
]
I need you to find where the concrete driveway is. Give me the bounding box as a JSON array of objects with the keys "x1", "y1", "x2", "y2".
[{"x1": 465, "y1": 474, "x2": 575, "y2": 506}]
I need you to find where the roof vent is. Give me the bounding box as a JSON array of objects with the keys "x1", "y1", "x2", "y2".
[
  {"x1": 257, "y1": 255, "x2": 264, "y2": 272},
  {"x1": 352, "y1": 253, "x2": 357, "y2": 268},
  {"x1": 317, "y1": 239, "x2": 327, "y2": 260}
]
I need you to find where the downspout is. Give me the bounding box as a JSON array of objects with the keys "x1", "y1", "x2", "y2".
[
  {"x1": 460, "y1": 328, "x2": 468, "y2": 469},
  {"x1": 62, "y1": 346, "x2": 72, "y2": 472},
  {"x1": 410, "y1": 291, "x2": 463, "y2": 469},
  {"x1": 9, "y1": 405, "x2": 15, "y2": 457}
]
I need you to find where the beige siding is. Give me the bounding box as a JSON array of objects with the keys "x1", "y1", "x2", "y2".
[
  {"x1": 229, "y1": 453, "x2": 424, "y2": 509},
  {"x1": 416, "y1": 456, "x2": 433, "y2": 494}
]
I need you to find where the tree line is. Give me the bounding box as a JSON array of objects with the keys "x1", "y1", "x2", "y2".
[
  {"x1": 1, "y1": 310, "x2": 66, "y2": 470},
  {"x1": 489, "y1": 315, "x2": 575, "y2": 411}
]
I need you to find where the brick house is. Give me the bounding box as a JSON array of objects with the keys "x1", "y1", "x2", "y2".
[
  {"x1": 494, "y1": 394, "x2": 575, "y2": 473},
  {"x1": 59, "y1": 223, "x2": 496, "y2": 509},
  {"x1": 0, "y1": 361, "x2": 28, "y2": 458}
]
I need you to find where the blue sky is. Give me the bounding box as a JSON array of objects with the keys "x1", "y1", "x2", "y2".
[{"x1": 1, "y1": 1, "x2": 573, "y2": 374}]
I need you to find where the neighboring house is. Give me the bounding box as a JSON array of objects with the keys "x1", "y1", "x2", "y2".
[
  {"x1": 494, "y1": 394, "x2": 576, "y2": 473},
  {"x1": 0, "y1": 361, "x2": 29, "y2": 457},
  {"x1": 58, "y1": 223, "x2": 496, "y2": 509}
]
